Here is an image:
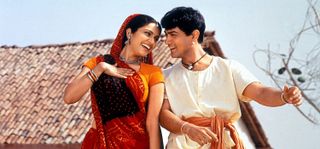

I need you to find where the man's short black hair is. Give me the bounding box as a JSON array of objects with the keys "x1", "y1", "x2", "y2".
[{"x1": 161, "y1": 7, "x2": 206, "y2": 43}]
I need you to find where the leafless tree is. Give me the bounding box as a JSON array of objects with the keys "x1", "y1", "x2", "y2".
[{"x1": 253, "y1": 0, "x2": 320, "y2": 124}]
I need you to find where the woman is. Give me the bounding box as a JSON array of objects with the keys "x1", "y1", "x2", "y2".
[{"x1": 63, "y1": 14, "x2": 164, "y2": 149}]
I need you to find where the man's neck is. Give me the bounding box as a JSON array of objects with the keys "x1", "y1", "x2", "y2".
[
  {"x1": 181, "y1": 44, "x2": 212, "y2": 71},
  {"x1": 181, "y1": 45, "x2": 206, "y2": 64}
]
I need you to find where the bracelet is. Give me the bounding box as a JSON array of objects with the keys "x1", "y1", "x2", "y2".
[
  {"x1": 180, "y1": 122, "x2": 188, "y2": 134},
  {"x1": 90, "y1": 70, "x2": 98, "y2": 80},
  {"x1": 88, "y1": 70, "x2": 97, "y2": 82},
  {"x1": 281, "y1": 93, "x2": 290, "y2": 104},
  {"x1": 86, "y1": 72, "x2": 95, "y2": 83}
]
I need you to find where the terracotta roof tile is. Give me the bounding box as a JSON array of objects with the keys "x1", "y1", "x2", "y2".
[{"x1": 0, "y1": 32, "x2": 270, "y2": 148}]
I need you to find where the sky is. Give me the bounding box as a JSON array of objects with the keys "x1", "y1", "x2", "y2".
[{"x1": 1, "y1": 0, "x2": 320, "y2": 148}]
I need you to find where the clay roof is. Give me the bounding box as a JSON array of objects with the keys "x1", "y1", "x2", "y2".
[{"x1": 0, "y1": 32, "x2": 271, "y2": 148}]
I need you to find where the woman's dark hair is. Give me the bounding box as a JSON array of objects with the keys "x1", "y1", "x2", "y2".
[
  {"x1": 122, "y1": 14, "x2": 162, "y2": 47},
  {"x1": 161, "y1": 7, "x2": 205, "y2": 43}
]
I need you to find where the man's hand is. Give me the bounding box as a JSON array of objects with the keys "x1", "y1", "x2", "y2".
[
  {"x1": 282, "y1": 85, "x2": 303, "y2": 106},
  {"x1": 181, "y1": 122, "x2": 218, "y2": 146}
]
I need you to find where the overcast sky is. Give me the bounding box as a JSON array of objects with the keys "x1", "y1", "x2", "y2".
[{"x1": 1, "y1": 0, "x2": 319, "y2": 148}]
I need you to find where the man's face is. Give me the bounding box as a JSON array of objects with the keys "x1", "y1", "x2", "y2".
[{"x1": 164, "y1": 27, "x2": 193, "y2": 58}]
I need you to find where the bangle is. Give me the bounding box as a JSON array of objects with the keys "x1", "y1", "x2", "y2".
[
  {"x1": 180, "y1": 122, "x2": 188, "y2": 134},
  {"x1": 90, "y1": 70, "x2": 98, "y2": 80},
  {"x1": 86, "y1": 72, "x2": 95, "y2": 83},
  {"x1": 281, "y1": 93, "x2": 290, "y2": 104},
  {"x1": 88, "y1": 70, "x2": 97, "y2": 82}
]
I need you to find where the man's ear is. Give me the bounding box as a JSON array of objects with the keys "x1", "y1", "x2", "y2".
[
  {"x1": 126, "y1": 28, "x2": 132, "y2": 39},
  {"x1": 191, "y1": 30, "x2": 200, "y2": 43}
]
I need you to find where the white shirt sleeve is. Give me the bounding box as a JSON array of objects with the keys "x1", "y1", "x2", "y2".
[{"x1": 230, "y1": 60, "x2": 260, "y2": 102}]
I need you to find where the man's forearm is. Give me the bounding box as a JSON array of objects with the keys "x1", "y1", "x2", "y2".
[{"x1": 159, "y1": 109, "x2": 185, "y2": 134}]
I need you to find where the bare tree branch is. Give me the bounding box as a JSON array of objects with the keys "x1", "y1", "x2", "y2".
[{"x1": 253, "y1": 0, "x2": 320, "y2": 124}]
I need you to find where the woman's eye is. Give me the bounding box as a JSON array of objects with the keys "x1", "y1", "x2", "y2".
[{"x1": 145, "y1": 32, "x2": 151, "y2": 37}]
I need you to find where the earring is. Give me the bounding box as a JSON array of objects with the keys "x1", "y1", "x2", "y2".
[{"x1": 125, "y1": 36, "x2": 131, "y2": 45}]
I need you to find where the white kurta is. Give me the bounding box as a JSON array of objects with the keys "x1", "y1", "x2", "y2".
[{"x1": 164, "y1": 56, "x2": 259, "y2": 149}]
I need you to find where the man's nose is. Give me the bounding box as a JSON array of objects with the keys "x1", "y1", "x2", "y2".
[{"x1": 165, "y1": 36, "x2": 171, "y2": 45}]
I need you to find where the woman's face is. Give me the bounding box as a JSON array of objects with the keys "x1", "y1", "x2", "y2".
[{"x1": 128, "y1": 23, "x2": 160, "y2": 57}]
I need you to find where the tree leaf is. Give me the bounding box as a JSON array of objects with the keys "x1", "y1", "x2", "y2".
[
  {"x1": 278, "y1": 67, "x2": 286, "y2": 74},
  {"x1": 280, "y1": 54, "x2": 286, "y2": 57},
  {"x1": 291, "y1": 68, "x2": 302, "y2": 75},
  {"x1": 297, "y1": 76, "x2": 305, "y2": 83}
]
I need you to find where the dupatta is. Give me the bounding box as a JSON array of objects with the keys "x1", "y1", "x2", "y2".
[{"x1": 88, "y1": 14, "x2": 154, "y2": 149}]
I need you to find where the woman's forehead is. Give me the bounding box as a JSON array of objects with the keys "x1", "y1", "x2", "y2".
[{"x1": 139, "y1": 23, "x2": 160, "y2": 34}]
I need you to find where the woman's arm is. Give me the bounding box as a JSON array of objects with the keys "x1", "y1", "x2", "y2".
[
  {"x1": 63, "y1": 62, "x2": 134, "y2": 104},
  {"x1": 63, "y1": 63, "x2": 105, "y2": 104},
  {"x1": 146, "y1": 83, "x2": 164, "y2": 149}
]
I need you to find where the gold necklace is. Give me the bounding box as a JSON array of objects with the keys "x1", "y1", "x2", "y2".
[{"x1": 119, "y1": 55, "x2": 141, "y2": 65}]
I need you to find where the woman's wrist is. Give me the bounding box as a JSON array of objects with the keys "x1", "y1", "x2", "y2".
[
  {"x1": 86, "y1": 63, "x2": 105, "y2": 83},
  {"x1": 95, "y1": 62, "x2": 107, "y2": 76}
]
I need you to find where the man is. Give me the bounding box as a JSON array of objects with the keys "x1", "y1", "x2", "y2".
[{"x1": 160, "y1": 7, "x2": 302, "y2": 149}]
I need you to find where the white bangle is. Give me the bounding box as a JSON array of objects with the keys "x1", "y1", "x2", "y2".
[
  {"x1": 180, "y1": 122, "x2": 188, "y2": 134},
  {"x1": 281, "y1": 93, "x2": 290, "y2": 104},
  {"x1": 90, "y1": 70, "x2": 98, "y2": 80},
  {"x1": 86, "y1": 72, "x2": 95, "y2": 83}
]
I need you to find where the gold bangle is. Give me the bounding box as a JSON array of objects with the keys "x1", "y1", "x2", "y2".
[
  {"x1": 180, "y1": 122, "x2": 188, "y2": 134},
  {"x1": 281, "y1": 93, "x2": 290, "y2": 104}
]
